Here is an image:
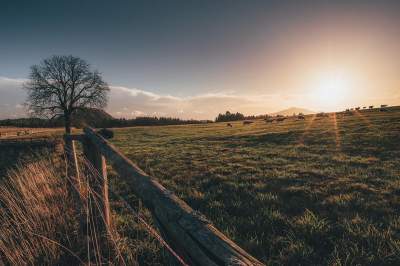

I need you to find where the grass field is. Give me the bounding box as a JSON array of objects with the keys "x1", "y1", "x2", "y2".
[
  {"x1": 1, "y1": 108, "x2": 399, "y2": 265},
  {"x1": 109, "y1": 107, "x2": 400, "y2": 265}
]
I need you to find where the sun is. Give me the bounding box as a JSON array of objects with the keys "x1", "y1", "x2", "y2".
[{"x1": 312, "y1": 73, "x2": 351, "y2": 109}]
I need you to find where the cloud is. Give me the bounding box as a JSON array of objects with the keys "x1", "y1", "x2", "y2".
[
  {"x1": 0, "y1": 77, "x2": 27, "y2": 119},
  {"x1": 107, "y1": 86, "x2": 284, "y2": 119},
  {"x1": 0, "y1": 77, "x2": 301, "y2": 120}
]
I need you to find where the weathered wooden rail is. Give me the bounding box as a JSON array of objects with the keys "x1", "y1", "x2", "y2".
[{"x1": 67, "y1": 127, "x2": 263, "y2": 266}]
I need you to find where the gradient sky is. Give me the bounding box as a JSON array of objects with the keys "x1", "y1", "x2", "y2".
[{"x1": 1, "y1": 0, "x2": 400, "y2": 119}]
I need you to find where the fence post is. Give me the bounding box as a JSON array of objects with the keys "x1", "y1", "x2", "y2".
[
  {"x1": 64, "y1": 135, "x2": 81, "y2": 190},
  {"x1": 82, "y1": 136, "x2": 111, "y2": 228}
]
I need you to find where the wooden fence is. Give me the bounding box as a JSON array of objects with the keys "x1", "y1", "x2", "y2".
[{"x1": 66, "y1": 127, "x2": 263, "y2": 266}]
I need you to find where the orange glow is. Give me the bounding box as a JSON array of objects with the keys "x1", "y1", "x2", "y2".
[
  {"x1": 310, "y1": 72, "x2": 353, "y2": 110},
  {"x1": 225, "y1": 10, "x2": 400, "y2": 114}
]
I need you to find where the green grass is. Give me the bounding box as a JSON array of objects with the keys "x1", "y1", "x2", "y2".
[{"x1": 109, "y1": 107, "x2": 400, "y2": 265}]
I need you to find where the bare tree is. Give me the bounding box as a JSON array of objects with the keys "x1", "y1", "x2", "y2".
[{"x1": 24, "y1": 55, "x2": 109, "y2": 133}]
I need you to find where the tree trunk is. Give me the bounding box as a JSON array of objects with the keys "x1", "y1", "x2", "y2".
[{"x1": 64, "y1": 112, "x2": 71, "y2": 134}]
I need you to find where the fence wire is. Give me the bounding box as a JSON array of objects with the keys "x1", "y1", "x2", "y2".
[
  {"x1": 72, "y1": 150, "x2": 189, "y2": 266},
  {"x1": 108, "y1": 189, "x2": 190, "y2": 266}
]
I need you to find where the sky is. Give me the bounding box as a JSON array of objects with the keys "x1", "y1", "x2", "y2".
[{"x1": 1, "y1": 0, "x2": 400, "y2": 119}]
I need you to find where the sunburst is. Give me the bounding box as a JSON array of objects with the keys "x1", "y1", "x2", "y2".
[
  {"x1": 331, "y1": 112, "x2": 341, "y2": 151},
  {"x1": 298, "y1": 114, "x2": 317, "y2": 145}
]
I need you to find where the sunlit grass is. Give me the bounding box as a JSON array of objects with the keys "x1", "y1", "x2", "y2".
[
  {"x1": 110, "y1": 106, "x2": 400, "y2": 265},
  {"x1": 0, "y1": 155, "x2": 136, "y2": 265}
]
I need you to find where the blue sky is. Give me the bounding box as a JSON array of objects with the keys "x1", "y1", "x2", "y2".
[{"x1": 1, "y1": 0, "x2": 400, "y2": 119}]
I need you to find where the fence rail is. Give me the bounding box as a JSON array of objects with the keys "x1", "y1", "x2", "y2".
[{"x1": 66, "y1": 127, "x2": 263, "y2": 265}]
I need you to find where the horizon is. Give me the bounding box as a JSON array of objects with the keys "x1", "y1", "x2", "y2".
[{"x1": 1, "y1": 0, "x2": 400, "y2": 120}]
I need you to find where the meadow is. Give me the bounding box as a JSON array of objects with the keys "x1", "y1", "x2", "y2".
[
  {"x1": 109, "y1": 107, "x2": 400, "y2": 265},
  {"x1": 1, "y1": 108, "x2": 399, "y2": 265}
]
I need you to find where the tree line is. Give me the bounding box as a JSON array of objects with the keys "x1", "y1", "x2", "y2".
[
  {"x1": 215, "y1": 111, "x2": 270, "y2": 122},
  {"x1": 1, "y1": 110, "x2": 266, "y2": 128},
  {"x1": 0, "y1": 116, "x2": 212, "y2": 128},
  {"x1": 102, "y1": 117, "x2": 212, "y2": 127}
]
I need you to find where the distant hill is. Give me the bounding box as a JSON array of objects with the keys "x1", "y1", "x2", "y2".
[
  {"x1": 271, "y1": 107, "x2": 315, "y2": 116},
  {"x1": 68, "y1": 108, "x2": 114, "y2": 127}
]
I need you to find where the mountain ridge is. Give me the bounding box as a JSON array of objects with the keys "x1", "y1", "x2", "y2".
[{"x1": 270, "y1": 107, "x2": 316, "y2": 116}]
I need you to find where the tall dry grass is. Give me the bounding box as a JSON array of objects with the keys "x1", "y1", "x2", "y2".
[
  {"x1": 0, "y1": 160, "x2": 80, "y2": 265},
  {"x1": 0, "y1": 156, "x2": 135, "y2": 265}
]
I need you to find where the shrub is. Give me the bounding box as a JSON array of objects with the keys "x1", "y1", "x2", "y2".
[{"x1": 98, "y1": 128, "x2": 114, "y2": 139}]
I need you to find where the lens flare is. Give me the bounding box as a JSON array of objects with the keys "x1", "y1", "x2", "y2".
[{"x1": 312, "y1": 72, "x2": 352, "y2": 110}]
